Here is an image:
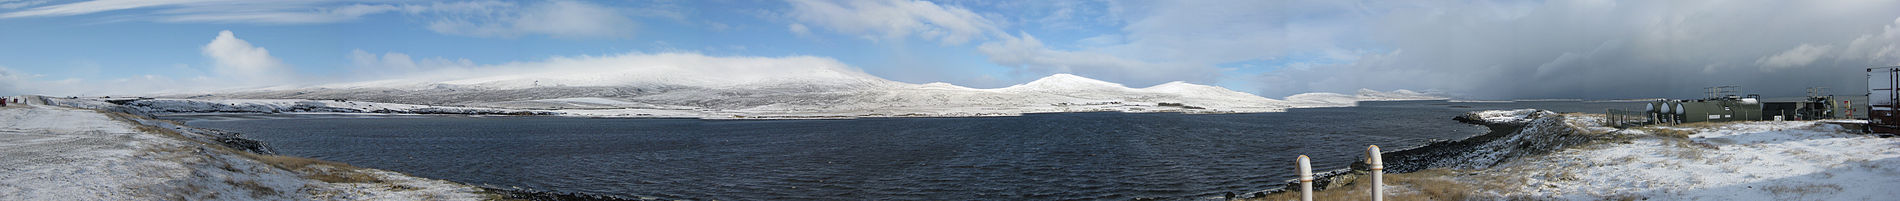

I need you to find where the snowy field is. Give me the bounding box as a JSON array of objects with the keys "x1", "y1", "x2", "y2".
[
  {"x1": 1478, "y1": 118, "x2": 1900, "y2": 200},
  {"x1": 1249, "y1": 110, "x2": 1900, "y2": 201},
  {"x1": 0, "y1": 96, "x2": 489, "y2": 200},
  {"x1": 1423, "y1": 111, "x2": 1900, "y2": 200}
]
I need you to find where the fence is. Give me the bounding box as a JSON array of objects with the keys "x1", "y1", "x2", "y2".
[
  {"x1": 1289, "y1": 145, "x2": 1384, "y2": 201},
  {"x1": 1604, "y1": 109, "x2": 1653, "y2": 128}
]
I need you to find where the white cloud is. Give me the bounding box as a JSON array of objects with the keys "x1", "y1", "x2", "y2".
[
  {"x1": 1757, "y1": 43, "x2": 1834, "y2": 70},
  {"x1": 160, "y1": 4, "x2": 399, "y2": 24},
  {"x1": 347, "y1": 49, "x2": 475, "y2": 80},
  {"x1": 0, "y1": 0, "x2": 398, "y2": 24},
  {"x1": 201, "y1": 30, "x2": 291, "y2": 84},
  {"x1": 1, "y1": 0, "x2": 637, "y2": 38},
  {"x1": 1840, "y1": 17, "x2": 1900, "y2": 66},
  {"x1": 783, "y1": 0, "x2": 1001, "y2": 45},
  {"x1": 787, "y1": 23, "x2": 811, "y2": 37},
  {"x1": 0, "y1": 0, "x2": 48, "y2": 10},
  {"x1": 411, "y1": 0, "x2": 638, "y2": 39},
  {"x1": 0, "y1": 66, "x2": 23, "y2": 96},
  {"x1": 978, "y1": 32, "x2": 1215, "y2": 87},
  {"x1": 350, "y1": 49, "x2": 418, "y2": 73},
  {"x1": 318, "y1": 51, "x2": 888, "y2": 90},
  {"x1": 0, "y1": 0, "x2": 195, "y2": 18}
]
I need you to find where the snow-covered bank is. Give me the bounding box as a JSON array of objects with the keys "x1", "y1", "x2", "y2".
[
  {"x1": 79, "y1": 98, "x2": 555, "y2": 115},
  {"x1": 0, "y1": 97, "x2": 490, "y2": 200},
  {"x1": 1471, "y1": 117, "x2": 1900, "y2": 200},
  {"x1": 1252, "y1": 109, "x2": 1900, "y2": 200}
]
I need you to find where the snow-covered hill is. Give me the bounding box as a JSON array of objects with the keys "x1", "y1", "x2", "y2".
[
  {"x1": 1282, "y1": 88, "x2": 1451, "y2": 107},
  {"x1": 147, "y1": 71, "x2": 1441, "y2": 118},
  {"x1": 1355, "y1": 88, "x2": 1449, "y2": 101}
]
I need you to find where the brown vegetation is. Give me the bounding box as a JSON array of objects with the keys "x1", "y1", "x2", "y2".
[{"x1": 1242, "y1": 169, "x2": 1507, "y2": 201}]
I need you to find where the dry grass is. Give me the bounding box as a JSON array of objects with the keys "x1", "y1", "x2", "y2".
[
  {"x1": 251, "y1": 154, "x2": 382, "y2": 183},
  {"x1": 1243, "y1": 169, "x2": 1500, "y2": 201},
  {"x1": 1763, "y1": 184, "x2": 1843, "y2": 200},
  {"x1": 226, "y1": 179, "x2": 280, "y2": 198},
  {"x1": 97, "y1": 109, "x2": 388, "y2": 184}
]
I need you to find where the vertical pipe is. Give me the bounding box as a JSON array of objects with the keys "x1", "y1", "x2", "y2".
[
  {"x1": 1298, "y1": 155, "x2": 1313, "y2": 201},
  {"x1": 1368, "y1": 145, "x2": 1384, "y2": 201}
]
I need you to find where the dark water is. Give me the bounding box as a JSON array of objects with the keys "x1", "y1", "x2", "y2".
[{"x1": 180, "y1": 101, "x2": 1639, "y2": 200}]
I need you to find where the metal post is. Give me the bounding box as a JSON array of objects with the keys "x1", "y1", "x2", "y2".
[
  {"x1": 1368, "y1": 145, "x2": 1383, "y2": 201},
  {"x1": 1298, "y1": 155, "x2": 1313, "y2": 201}
]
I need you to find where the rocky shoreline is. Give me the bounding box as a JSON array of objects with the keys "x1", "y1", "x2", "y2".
[{"x1": 1243, "y1": 109, "x2": 1591, "y2": 198}]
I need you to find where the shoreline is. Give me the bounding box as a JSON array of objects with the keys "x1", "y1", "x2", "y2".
[
  {"x1": 26, "y1": 95, "x2": 1729, "y2": 200},
  {"x1": 1233, "y1": 109, "x2": 1541, "y2": 198}
]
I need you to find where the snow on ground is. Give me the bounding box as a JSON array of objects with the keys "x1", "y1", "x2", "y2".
[
  {"x1": 1460, "y1": 109, "x2": 1555, "y2": 125},
  {"x1": 1470, "y1": 115, "x2": 1900, "y2": 200},
  {"x1": 0, "y1": 97, "x2": 488, "y2": 200}
]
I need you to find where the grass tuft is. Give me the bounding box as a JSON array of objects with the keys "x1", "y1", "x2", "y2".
[{"x1": 251, "y1": 154, "x2": 383, "y2": 183}]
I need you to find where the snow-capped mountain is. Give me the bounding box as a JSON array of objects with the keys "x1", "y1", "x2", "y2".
[{"x1": 999, "y1": 74, "x2": 1133, "y2": 94}]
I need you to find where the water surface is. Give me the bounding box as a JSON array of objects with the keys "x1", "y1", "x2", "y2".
[{"x1": 181, "y1": 101, "x2": 1638, "y2": 200}]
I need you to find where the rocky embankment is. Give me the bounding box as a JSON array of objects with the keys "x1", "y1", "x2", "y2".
[{"x1": 1255, "y1": 109, "x2": 1603, "y2": 197}]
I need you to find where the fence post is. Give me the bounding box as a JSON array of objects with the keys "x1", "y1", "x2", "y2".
[
  {"x1": 1297, "y1": 155, "x2": 1313, "y2": 201},
  {"x1": 1368, "y1": 145, "x2": 1383, "y2": 201}
]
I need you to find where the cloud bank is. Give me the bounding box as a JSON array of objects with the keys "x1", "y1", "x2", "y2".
[
  {"x1": 412, "y1": 0, "x2": 638, "y2": 39},
  {"x1": 1253, "y1": 0, "x2": 1900, "y2": 99},
  {"x1": 0, "y1": 0, "x2": 638, "y2": 39},
  {"x1": 787, "y1": 0, "x2": 1900, "y2": 99}
]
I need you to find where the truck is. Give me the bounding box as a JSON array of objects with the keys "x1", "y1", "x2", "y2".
[{"x1": 1869, "y1": 66, "x2": 1900, "y2": 134}]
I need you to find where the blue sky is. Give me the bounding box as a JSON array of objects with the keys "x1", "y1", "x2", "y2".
[{"x1": 3, "y1": 0, "x2": 1900, "y2": 99}]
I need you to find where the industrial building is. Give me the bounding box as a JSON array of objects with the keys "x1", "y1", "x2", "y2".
[{"x1": 1633, "y1": 86, "x2": 1843, "y2": 125}]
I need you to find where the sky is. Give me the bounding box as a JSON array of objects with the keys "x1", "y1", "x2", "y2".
[{"x1": 1, "y1": 0, "x2": 1898, "y2": 100}]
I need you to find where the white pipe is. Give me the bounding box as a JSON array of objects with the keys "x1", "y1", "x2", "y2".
[
  {"x1": 1368, "y1": 145, "x2": 1384, "y2": 201},
  {"x1": 1298, "y1": 155, "x2": 1313, "y2": 201}
]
